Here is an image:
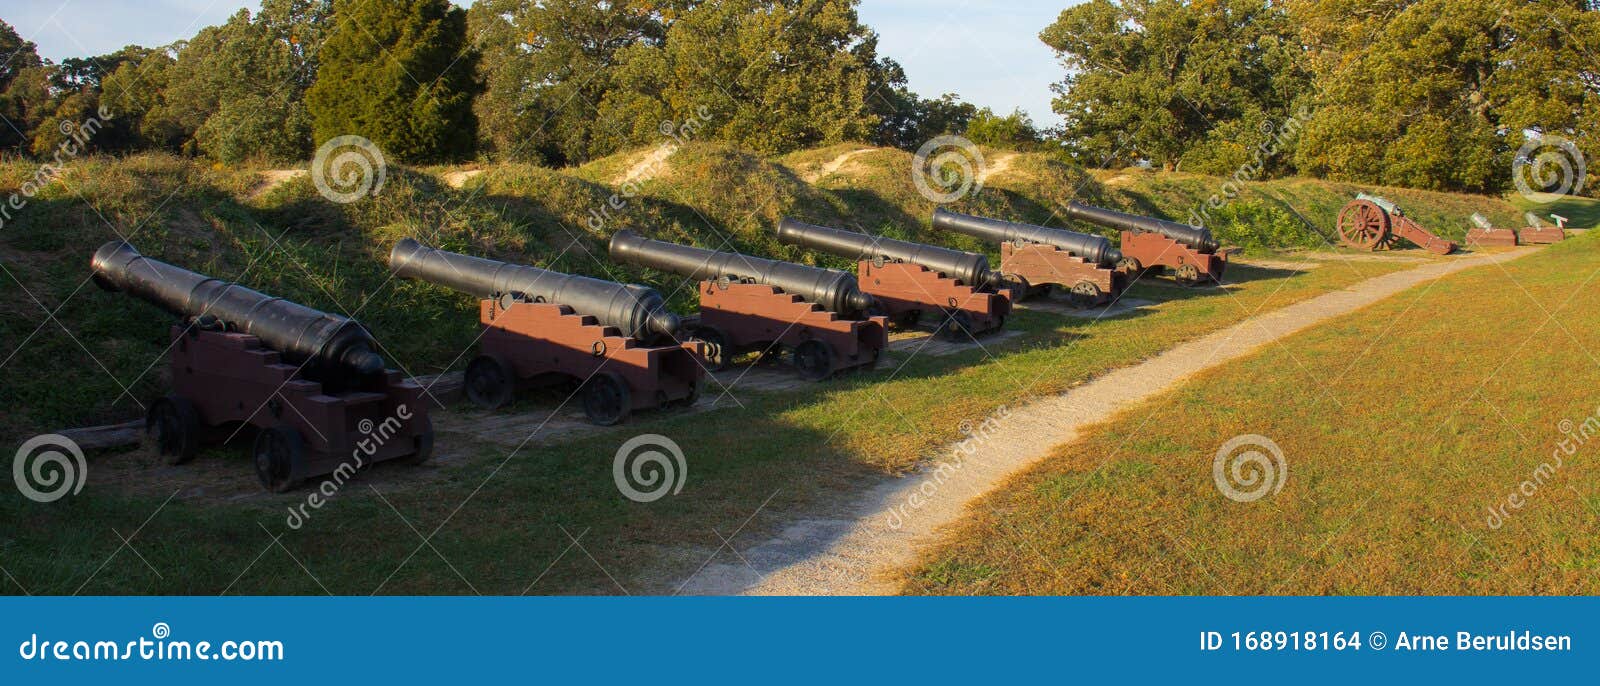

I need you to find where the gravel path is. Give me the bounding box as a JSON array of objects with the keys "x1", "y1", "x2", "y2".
[{"x1": 677, "y1": 247, "x2": 1541, "y2": 595}]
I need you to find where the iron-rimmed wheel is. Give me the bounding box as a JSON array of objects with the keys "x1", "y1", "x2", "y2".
[
  {"x1": 1067, "y1": 281, "x2": 1103, "y2": 309},
  {"x1": 403, "y1": 416, "x2": 434, "y2": 465},
  {"x1": 1001, "y1": 273, "x2": 1032, "y2": 303},
  {"x1": 792, "y1": 340, "x2": 835, "y2": 381},
  {"x1": 1174, "y1": 263, "x2": 1202, "y2": 287},
  {"x1": 693, "y1": 327, "x2": 732, "y2": 370},
  {"x1": 937, "y1": 309, "x2": 975, "y2": 342},
  {"x1": 1337, "y1": 199, "x2": 1390, "y2": 251},
  {"x1": 146, "y1": 396, "x2": 201, "y2": 465},
  {"x1": 1117, "y1": 256, "x2": 1144, "y2": 274},
  {"x1": 253, "y1": 425, "x2": 305, "y2": 493},
  {"x1": 581, "y1": 371, "x2": 632, "y2": 426},
  {"x1": 464, "y1": 354, "x2": 516, "y2": 409}
]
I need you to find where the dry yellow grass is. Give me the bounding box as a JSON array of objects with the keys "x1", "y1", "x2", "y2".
[{"x1": 900, "y1": 232, "x2": 1600, "y2": 595}]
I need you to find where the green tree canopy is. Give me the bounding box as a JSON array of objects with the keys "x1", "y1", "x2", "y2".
[{"x1": 307, "y1": 0, "x2": 479, "y2": 163}]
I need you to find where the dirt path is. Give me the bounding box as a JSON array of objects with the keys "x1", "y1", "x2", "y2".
[
  {"x1": 677, "y1": 247, "x2": 1541, "y2": 595},
  {"x1": 977, "y1": 153, "x2": 1017, "y2": 185},
  {"x1": 801, "y1": 148, "x2": 875, "y2": 183},
  {"x1": 247, "y1": 169, "x2": 305, "y2": 198},
  {"x1": 443, "y1": 169, "x2": 483, "y2": 188},
  {"x1": 617, "y1": 144, "x2": 677, "y2": 185}
]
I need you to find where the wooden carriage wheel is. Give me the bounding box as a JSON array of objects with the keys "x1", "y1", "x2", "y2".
[{"x1": 1337, "y1": 199, "x2": 1391, "y2": 251}]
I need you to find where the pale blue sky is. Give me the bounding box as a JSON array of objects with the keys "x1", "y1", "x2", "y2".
[{"x1": 1, "y1": 0, "x2": 1071, "y2": 126}]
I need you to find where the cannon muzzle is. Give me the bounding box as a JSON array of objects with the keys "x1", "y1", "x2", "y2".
[
  {"x1": 775, "y1": 218, "x2": 1001, "y2": 288},
  {"x1": 388, "y1": 238, "x2": 679, "y2": 340},
  {"x1": 609, "y1": 230, "x2": 874, "y2": 315},
  {"x1": 931, "y1": 208, "x2": 1122, "y2": 267},
  {"x1": 1063, "y1": 201, "x2": 1219, "y2": 253},
  {"x1": 91, "y1": 241, "x2": 385, "y2": 378}
]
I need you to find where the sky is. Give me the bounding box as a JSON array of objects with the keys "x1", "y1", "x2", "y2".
[{"x1": 1, "y1": 0, "x2": 1071, "y2": 127}]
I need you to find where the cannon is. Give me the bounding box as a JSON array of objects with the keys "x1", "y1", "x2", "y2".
[
  {"x1": 930, "y1": 208, "x2": 1122, "y2": 307},
  {"x1": 1518, "y1": 212, "x2": 1566, "y2": 244},
  {"x1": 1464, "y1": 213, "x2": 1519, "y2": 248},
  {"x1": 91, "y1": 241, "x2": 432, "y2": 492},
  {"x1": 388, "y1": 239, "x2": 702, "y2": 425},
  {"x1": 775, "y1": 218, "x2": 1009, "y2": 339},
  {"x1": 1337, "y1": 194, "x2": 1457, "y2": 255},
  {"x1": 1062, "y1": 201, "x2": 1226, "y2": 286},
  {"x1": 609, "y1": 230, "x2": 887, "y2": 380}
]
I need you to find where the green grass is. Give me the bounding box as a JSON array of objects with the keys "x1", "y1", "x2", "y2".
[
  {"x1": 900, "y1": 232, "x2": 1600, "y2": 595},
  {"x1": 0, "y1": 147, "x2": 1533, "y2": 595}
]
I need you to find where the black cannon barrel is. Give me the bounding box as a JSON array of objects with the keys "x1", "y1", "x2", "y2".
[
  {"x1": 1063, "y1": 201, "x2": 1219, "y2": 253},
  {"x1": 608, "y1": 230, "x2": 874, "y2": 315},
  {"x1": 388, "y1": 238, "x2": 679, "y2": 340},
  {"x1": 776, "y1": 218, "x2": 1001, "y2": 288},
  {"x1": 91, "y1": 241, "x2": 385, "y2": 377},
  {"x1": 931, "y1": 208, "x2": 1122, "y2": 267}
]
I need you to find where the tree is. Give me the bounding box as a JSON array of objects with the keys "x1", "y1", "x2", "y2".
[
  {"x1": 1041, "y1": 0, "x2": 1309, "y2": 171},
  {"x1": 1291, "y1": 0, "x2": 1600, "y2": 192},
  {"x1": 0, "y1": 20, "x2": 44, "y2": 150},
  {"x1": 594, "y1": 0, "x2": 881, "y2": 157},
  {"x1": 964, "y1": 107, "x2": 1041, "y2": 149},
  {"x1": 468, "y1": 0, "x2": 677, "y2": 164},
  {"x1": 864, "y1": 56, "x2": 978, "y2": 150},
  {"x1": 308, "y1": 0, "x2": 480, "y2": 163}
]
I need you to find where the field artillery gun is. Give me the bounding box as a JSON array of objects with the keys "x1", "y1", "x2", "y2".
[
  {"x1": 775, "y1": 218, "x2": 1010, "y2": 340},
  {"x1": 1337, "y1": 194, "x2": 1458, "y2": 255},
  {"x1": 608, "y1": 230, "x2": 887, "y2": 381},
  {"x1": 1062, "y1": 201, "x2": 1226, "y2": 286},
  {"x1": 930, "y1": 208, "x2": 1122, "y2": 307},
  {"x1": 91, "y1": 241, "x2": 433, "y2": 492},
  {"x1": 388, "y1": 239, "x2": 702, "y2": 426}
]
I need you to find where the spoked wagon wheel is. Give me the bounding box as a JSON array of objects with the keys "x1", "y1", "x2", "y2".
[
  {"x1": 693, "y1": 326, "x2": 733, "y2": 370},
  {"x1": 1337, "y1": 200, "x2": 1390, "y2": 251},
  {"x1": 936, "y1": 310, "x2": 975, "y2": 342},
  {"x1": 581, "y1": 371, "x2": 632, "y2": 426},
  {"x1": 1067, "y1": 281, "x2": 1103, "y2": 309},
  {"x1": 1174, "y1": 263, "x2": 1203, "y2": 287}
]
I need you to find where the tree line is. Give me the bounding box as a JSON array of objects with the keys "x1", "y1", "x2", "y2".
[{"x1": 0, "y1": 0, "x2": 1595, "y2": 195}]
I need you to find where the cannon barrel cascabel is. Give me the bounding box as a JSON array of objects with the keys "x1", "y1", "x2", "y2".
[
  {"x1": 931, "y1": 208, "x2": 1122, "y2": 267},
  {"x1": 1062, "y1": 201, "x2": 1218, "y2": 253},
  {"x1": 91, "y1": 241, "x2": 385, "y2": 376},
  {"x1": 387, "y1": 238, "x2": 680, "y2": 340},
  {"x1": 775, "y1": 218, "x2": 1000, "y2": 288},
  {"x1": 608, "y1": 230, "x2": 874, "y2": 315}
]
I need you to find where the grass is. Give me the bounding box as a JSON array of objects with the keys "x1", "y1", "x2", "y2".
[
  {"x1": 0, "y1": 145, "x2": 1552, "y2": 595},
  {"x1": 900, "y1": 231, "x2": 1600, "y2": 595}
]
